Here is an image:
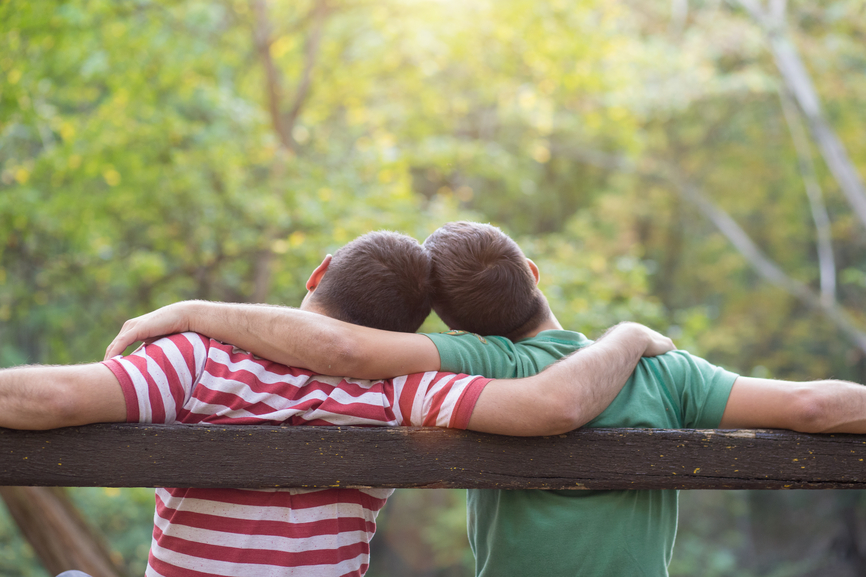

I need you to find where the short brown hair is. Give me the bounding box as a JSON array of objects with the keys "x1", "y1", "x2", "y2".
[
  {"x1": 423, "y1": 222, "x2": 548, "y2": 340},
  {"x1": 310, "y1": 231, "x2": 432, "y2": 333}
]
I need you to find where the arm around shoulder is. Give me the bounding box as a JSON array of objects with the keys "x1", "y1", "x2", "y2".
[
  {"x1": 467, "y1": 322, "x2": 675, "y2": 436},
  {"x1": 106, "y1": 301, "x2": 442, "y2": 379},
  {"x1": 194, "y1": 302, "x2": 442, "y2": 379}
]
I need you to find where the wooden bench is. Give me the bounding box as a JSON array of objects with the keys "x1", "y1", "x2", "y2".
[{"x1": 1, "y1": 424, "x2": 864, "y2": 489}]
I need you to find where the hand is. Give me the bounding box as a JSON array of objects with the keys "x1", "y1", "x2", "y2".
[
  {"x1": 104, "y1": 302, "x2": 195, "y2": 360},
  {"x1": 617, "y1": 322, "x2": 677, "y2": 357}
]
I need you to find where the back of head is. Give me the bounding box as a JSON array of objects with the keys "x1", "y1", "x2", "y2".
[
  {"x1": 423, "y1": 221, "x2": 547, "y2": 340},
  {"x1": 310, "y1": 231, "x2": 432, "y2": 333}
]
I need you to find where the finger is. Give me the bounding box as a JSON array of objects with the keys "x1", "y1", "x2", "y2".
[
  {"x1": 104, "y1": 335, "x2": 122, "y2": 360},
  {"x1": 105, "y1": 333, "x2": 134, "y2": 360},
  {"x1": 104, "y1": 339, "x2": 121, "y2": 360}
]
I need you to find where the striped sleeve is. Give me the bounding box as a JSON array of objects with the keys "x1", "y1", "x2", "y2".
[
  {"x1": 102, "y1": 332, "x2": 210, "y2": 424},
  {"x1": 392, "y1": 372, "x2": 490, "y2": 429}
]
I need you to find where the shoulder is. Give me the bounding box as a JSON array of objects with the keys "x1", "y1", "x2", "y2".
[
  {"x1": 424, "y1": 330, "x2": 517, "y2": 355},
  {"x1": 426, "y1": 330, "x2": 495, "y2": 345},
  {"x1": 520, "y1": 330, "x2": 590, "y2": 347},
  {"x1": 638, "y1": 350, "x2": 739, "y2": 399},
  {"x1": 645, "y1": 350, "x2": 722, "y2": 374}
]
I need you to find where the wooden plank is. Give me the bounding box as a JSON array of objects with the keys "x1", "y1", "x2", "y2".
[{"x1": 0, "y1": 424, "x2": 864, "y2": 490}]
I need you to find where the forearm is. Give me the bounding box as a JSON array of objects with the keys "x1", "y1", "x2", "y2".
[
  {"x1": 530, "y1": 323, "x2": 657, "y2": 432},
  {"x1": 470, "y1": 322, "x2": 667, "y2": 436},
  {"x1": 720, "y1": 376, "x2": 866, "y2": 434},
  {"x1": 106, "y1": 300, "x2": 441, "y2": 378},
  {"x1": 183, "y1": 301, "x2": 358, "y2": 374},
  {"x1": 182, "y1": 301, "x2": 440, "y2": 378}
]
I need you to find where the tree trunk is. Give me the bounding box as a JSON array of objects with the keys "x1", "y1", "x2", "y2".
[
  {"x1": 557, "y1": 146, "x2": 866, "y2": 355},
  {"x1": 738, "y1": 0, "x2": 866, "y2": 231},
  {"x1": 0, "y1": 486, "x2": 122, "y2": 577},
  {"x1": 778, "y1": 87, "x2": 836, "y2": 305}
]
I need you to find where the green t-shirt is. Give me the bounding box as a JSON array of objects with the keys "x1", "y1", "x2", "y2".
[{"x1": 424, "y1": 329, "x2": 739, "y2": 577}]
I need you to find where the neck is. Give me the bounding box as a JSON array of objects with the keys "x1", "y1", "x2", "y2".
[
  {"x1": 299, "y1": 293, "x2": 332, "y2": 318},
  {"x1": 521, "y1": 313, "x2": 562, "y2": 339},
  {"x1": 515, "y1": 298, "x2": 563, "y2": 339}
]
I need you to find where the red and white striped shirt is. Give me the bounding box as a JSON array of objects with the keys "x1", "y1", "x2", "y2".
[{"x1": 103, "y1": 332, "x2": 490, "y2": 577}]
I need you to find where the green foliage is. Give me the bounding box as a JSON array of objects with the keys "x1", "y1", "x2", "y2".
[
  {"x1": 0, "y1": 505, "x2": 49, "y2": 577},
  {"x1": 1, "y1": 0, "x2": 865, "y2": 575}
]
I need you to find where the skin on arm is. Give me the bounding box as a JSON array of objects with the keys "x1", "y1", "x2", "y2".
[
  {"x1": 467, "y1": 322, "x2": 677, "y2": 436},
  {"x1": 104, "y1": 301, "x2": 441, "y2": 380},
  {"x1": 0, "y1": 364, "x2": 126, "y2": 430},
  {"x1": 720, "y1": 376, "x2": 866, "y2": 434}
]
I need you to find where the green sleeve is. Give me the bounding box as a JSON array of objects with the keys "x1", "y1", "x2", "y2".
[
  {"x1": 654, "y1": 351, "x2": 739, "y2": 428},
  {"x1": 424, "y1": 329, "x2": 588, "y2": 379},
  {"x1": 424, "y1": 331, "x2": 522, "y2": 378}
]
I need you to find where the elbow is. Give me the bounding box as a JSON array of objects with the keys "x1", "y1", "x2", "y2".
[
  {"x1": 559, "y1": 404, "x2": 592, "y2": 434},
  {"x1": 522, "y1": 375, "x2": 597, "y2": 436},
  {"x1": 320, "y1": 329, "x2": 365, "y2": 377},
  {"x1": 787, "y1": 385, "x2": 833, "y2": 433},
  {"x1": 43, "y1": 383, "x2": 86, "y2": 429},
  {"x1": 541, "y1": 392, "x2": 588, "y2": 435}
]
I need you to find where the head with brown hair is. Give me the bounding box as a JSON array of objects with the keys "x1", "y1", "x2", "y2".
[
  {"x1": 306, "y1": 231, "x2": 432, "y2": 333},
  {"x1": 423, "y1": 221, "x2": 549, "y2": 340}
]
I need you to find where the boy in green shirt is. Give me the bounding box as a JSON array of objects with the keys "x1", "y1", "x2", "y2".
[
  {"x1": 426, "y1": 329, "x2": 736, "y2": 576},
  {"x1": 420, "y1": 221, "x2": 863, "y2": 577}
]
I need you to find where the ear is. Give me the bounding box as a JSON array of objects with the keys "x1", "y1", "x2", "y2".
[
  {"x1": 526, "y1": 259, "x2": 541, "y2": 285},
  {"x1": 306, "y1": 255, "x2": 332, "y2": 291}
]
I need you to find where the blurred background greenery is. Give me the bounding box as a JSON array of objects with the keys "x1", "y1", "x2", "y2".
[{"x1": 1, "y1": 0, "x2": 865, "y2": 575}]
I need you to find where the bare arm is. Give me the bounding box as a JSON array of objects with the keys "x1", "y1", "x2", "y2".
[
  {"x1": 468, "y1": 322, "x2": 676, "y2": 436},
  {"x1": 720, "y1": 376, "x2": 866, "y2": 433},
  {"x1": 0, "y1": 364, "x2": 126, "y2": 430},
  {"x1": 104, "y1": 301, "x2": 441, "y2": 379}
]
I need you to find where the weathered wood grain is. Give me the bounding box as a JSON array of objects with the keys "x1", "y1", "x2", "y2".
[{"x1": 0, "y1": 424, "x2": 864, "y2": 489}]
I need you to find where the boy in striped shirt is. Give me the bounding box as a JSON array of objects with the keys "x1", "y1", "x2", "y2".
[
  {"x1": 105, "y1": 331, "x2": 490, "y2": 577},
  {"x1": 2, "y1": 230, "x2": 674, "y2": 577}
]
